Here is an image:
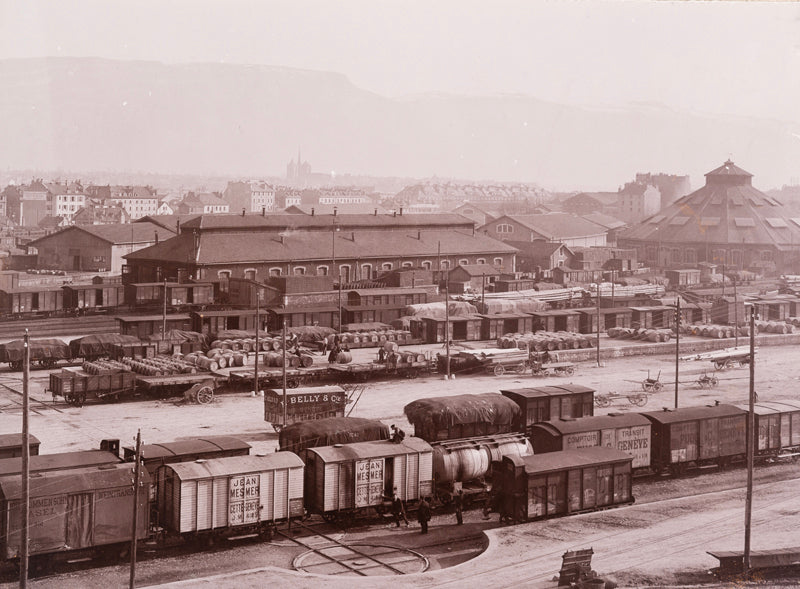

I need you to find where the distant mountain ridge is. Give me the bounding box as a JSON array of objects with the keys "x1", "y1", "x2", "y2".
[{"x1": 0, "y1": 57, "x2": 797, "y2": 190}]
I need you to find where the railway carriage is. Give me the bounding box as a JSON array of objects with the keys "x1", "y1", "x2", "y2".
[
  {"x1": 734, "y1": 400, "x2": 800, "y2": 458},
  {"x1": 264, "y1": 385, "x2": 349, "y2": 432},
  {"x1": 303, "y1": 437, "x2": 433, "y2": 522},
  {"x1": 500, "y1": 385, "x2": 595, "y2": 435},
  {"x1": 278, "y1": 417, "x2": 390, "y2": 454},
  {"x1": 404, "y1": 393, "x2": 520, "y2": 442},
  {"x1": 496, "y1": 448, "x2": 634, "y2": 522}
]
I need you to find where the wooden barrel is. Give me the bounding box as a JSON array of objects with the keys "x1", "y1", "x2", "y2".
[
  {"x1": 336, "y1": 351, "x2": 353, "y2": 364},
  {"x1": 300, "y1": 354, "x2": 314, "y2": 368},
  {"x1": 217, "y1": 356, "x2": 228, "y2": 369},
  {"x1": 232, "y1": 353, "x2": 248, "y2": 367},
  {"x1": 288, "y1": 356, "x2": 302, "y2": 368},
  {"x1": 383, "y1": 341, "x2": 399, "y2": 353},
  {"x1": 271, "y1": 340, "x2": 283, "y2": 351},
  {"x1": 415, "y1": 353, "x2": 426, "y2": 363},
  {"x1": 220, "y1": 340, "x2": 232, "y2": 350},
  {"x1": 240, "y1": 340, "x2": 252, "y2": 352},
  {"x1": 210, "y1": 340, "x2": 222, "y2": 349}
]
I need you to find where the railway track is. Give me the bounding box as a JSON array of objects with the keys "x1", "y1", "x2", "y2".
[{"x1": 0, "y1": 380, "x2": 63, "y2": 415}]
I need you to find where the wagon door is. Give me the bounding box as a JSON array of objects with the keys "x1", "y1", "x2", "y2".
[
  {"x1": 546, "y1": 472, "x2": 567, "y2": 516},
  {"x1": 670, "y1": 422, "x2": 698, "y2": 464},
  {"x1": 596, "y1": 466, "x2": 613, "y2": 506},
  {"x1": 527, "y1": 475, "x2": 547, "y2": 518},
  {"x1": 355, "y1": 459, "x2": 384, "y2": 508},
  {"x1": 65, "y1": 493, "x2": 94, "y2": 549},
  {"x1": 780, "y1": 413, "x2": 791, "y2": 449},
  {"x1": 699, "y1": 418, "x2": 719, "y2": 460}
]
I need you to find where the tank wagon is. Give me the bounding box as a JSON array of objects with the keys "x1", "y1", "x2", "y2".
[
  {"x1": 500, "y1": 384, "x2": 595, "y2": 435},
  {"x1": 496, "y1": 448, "x2": 634, "y2": 522},
  {"x1": 303, "y1": 437, "x2": 433, "y2": 523},
  {"x1": 278, "y1": 417, "x2": 390, "y2": 454}
]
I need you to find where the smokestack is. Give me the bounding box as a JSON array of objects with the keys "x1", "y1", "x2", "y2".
[
  {"x1": 374, "y1": 208, "x2": 378, "y2": 216},
  {"x1": 393, "y1": 210, "x2": 397, "y2": 217},
  {"x1": 418, "y1": 230, "x2": 421, "y2": 240},
  {"x1": 154, "y1": 231, "x2": 159, "y2": 244},
  {"x1": 333, "y1": 206, "x2": 338, "y2": 216},
  {"x1": 400, "y1": 207, "x2": 403, "y2": 216},
  {"x1": 311, "y1": 207, "x2": 315, "y2": 216},
  {"x1": 176, "y1": 220, "x2": 180, "y2": 233},
  {"x1": 262, "y1": 207, "x2": 266, "y2": 216},
  {"x1": 241, "y1": 208, "x2": 245, "y2": 216}
]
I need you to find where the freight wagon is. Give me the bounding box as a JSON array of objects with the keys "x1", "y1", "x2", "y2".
[
  {"x1": 496, "y1": 448, "x2": 634, "y2": 523},
  {"x1": 0, "y1": 338, "x2": 71, "y2": 370},
  {"x1": 0, "y1": 463, "x2": 150, "y2": 563},
  {"x1": 735, "y1": 401, "x2": 800, "y2": 458},
  {"x1": 278, "y1": 417, "x2": 390, "y2": 454},
  {"x1": 0, "y1": 449, "x2": 120, "y2": 477},
  {"x1": 530, "y1": 413, "x2": 653, "y2": 470},
  {"x1": 264, "y1": 385, "x2": 349, "y2": 432},
  {"x1": 404, "y1": 393, "x2": 521, "y2": 442},
  {"x1": 303, "y1": 437, "x2": 433, "y2": 523},
  {"x1": 156, "y1": 454, "x2": 304, "y2": 540},
  {"x1": 0, "y1": 433, "x2": 40, "y2": 459},
  {"x1": 500, "y1": 385, "x2": 595, "y2": 436}
]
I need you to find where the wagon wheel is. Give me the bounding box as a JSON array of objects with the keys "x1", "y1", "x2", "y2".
[
  {"x1": 627, "y1": 393, "x2": 648, "y2": 407},
  {"x1": 286, "y1": 378, "x2": 300, "y2": 389},
  {"x1": 404, "y1": 368, "x2": 419, "y2": 379},
  {"x1": 714, "y1": 360, "x2": 726, "y2": 370},
  {"x1": 594, "y1": 395, "x2": 612, "y2": 408},
  {"x1": 321, "y1": 513, "x2": 338, "y2": 524},
  {"x1": 493, "y1": 365, "x2": 505, "y2": 376},
  {"x1": 641, "y1": 381, "x2": 652, "y2": 392},
  {"x1": 9, "y1": 361, "x2": 21, "y2": 372},
  {"x1": 564, "y1": 365, "x2": 575, "y2": 376},
  {"x1": 40, "y1": 358, "x2": 56, "y2": 369},
  {"x1": 698, "y1": 378, "x2": 710, "y2": 389},
  {"x1": 70, "y1": 391, "x2": 86, "y2": 407},
  {"x1": 514, "y1": 363, "x2": 527, "y2": 375},
  {"x1": 653, "y1": 381, "x2": 663, "y2": 392},
  {"x1": 710, "y1": 376, "x2": 719, "y2": 387},
  {"x1": 195, "y1": 386, "x2": 214, "y2": 405}
]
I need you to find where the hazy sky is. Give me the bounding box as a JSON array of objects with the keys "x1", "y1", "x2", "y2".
[{"x1": 2, "y1": 0, "x2": 800, "y2": 123}]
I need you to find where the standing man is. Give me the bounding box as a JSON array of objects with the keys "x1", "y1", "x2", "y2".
[
  {"x1": 390, "y1": 487, "x2": 409, "y2": 527},
  {"x1": 417, "y1": 497, "x2": 432, "y2": 534},
  {"x1": 454, "y1": 489, "x2": 464, "y2": 525}
]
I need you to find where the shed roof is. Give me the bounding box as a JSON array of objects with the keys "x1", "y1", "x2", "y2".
[
  {"x1": 489, "y1": 213, "x2": 607, "y2": 240},
  {"x1": 641, "y1": 404, "x2": 746, "y2": 424},
  {"x1": 308, "y1": 436, "x2": 432, "y2": 462},
  {"x1": 0, "y1": 433, "x2": 40, "y2": 448},
  {"x1": 28, "y1": 221, "x2": 173, "y2": 247},
  {"x1": 180, "y1": 212, "x2": 474, "y2": 231},
  {"x1": 516, "y1": 447, "x2": 632, "y2": 475},
  {"x1": 165, "y1": 454, "x2": 303, "y2": 481},
  {"x1": 115, "y1": 314, "x2": 192, "y2": 323},
  {"x1": 532, "y1": 413, "x2": 650, "y2": 435}
]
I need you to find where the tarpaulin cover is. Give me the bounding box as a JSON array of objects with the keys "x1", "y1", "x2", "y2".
[
  {"x1": 286, "y1": 326, "x2": 336, "y2": 342},
  {"x1": 146, "y1": 329, "x2": 207, "y2": 344},
  {"x1": 533, "y1": 282, "x2": 562, "y2": 291},
  {"x1": 69, "y1": 334, "x2": 141, "y2": 358},
  {"x1": 404, "y1": 393, "x2": 519, "y2": 430},
  {"x1": 343, "y1": 322, "x2": 391, "y2": 332},
  {"x1": 475, "y1": 299, "x2": 547, "y2": 315},
  {"x1": 403, "y1": 301, "x2": 478, "y2": 319},
  {"x1": 0, "y1": 339, "x2": 71, "y2": 363},
  {"x1": 279, "y1": 417, "x2": 390, "y2": 453},
  {"x1": 214, "y1": 329, "x2": 270, "y2": 340}
]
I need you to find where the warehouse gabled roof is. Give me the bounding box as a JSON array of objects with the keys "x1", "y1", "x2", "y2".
[
  {"x1": 488, "y1": 213, "x2": 608, "y2": 240},
  {"x1": 29, "y1": 221, "x2": 173, "y2": 247},
  {"x1": 125, "y1": 228, "x2": 516, "y2": 265}
]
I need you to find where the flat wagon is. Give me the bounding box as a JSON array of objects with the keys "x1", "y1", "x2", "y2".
[
  {"x1": 264, "y1": 385, "x2": 348, "y2": 432},
  {"x1": 529, "y1": 413, "x2": 652, "y2": 470},
  {"x1": 496, "y1": 448, "x2": 634, "y2": 523},
  {"x1": 641, "y1": 404, "x2": 747, "y2": 475},
  {"x1": 501, "y1": 385, "x2": 595, "y2": 436},
  {"x1": 303, "y1": 437, "x2": 433, "y2": 524},
  {"x1": 0, "y1": 338, "x2": 71, "y2": 370},
  {"x1": 0, "y1": 463, "x2": 150, "y2": 562},
  {"x1": 156, "y1": 454, "x2": 304, "y2": 539}
]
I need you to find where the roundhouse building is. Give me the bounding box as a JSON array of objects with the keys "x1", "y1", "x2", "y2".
[
  {"x1": 619, "y1": 161, "x2": 800, "y2": 274},
  {"x1": 123, "y1": 212, "x2": 517, "y2": 286}
]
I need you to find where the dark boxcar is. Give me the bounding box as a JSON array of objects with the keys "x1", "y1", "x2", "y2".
[
  {"x1": 735, "y1": 400, "x2": 800, "y2": 457},
  {"x1": 0, "y1": 433, "x2": 40, "y2": 459},
  {"x1": 404, "y1": 393, "x2": 520, "y2": 442},
  {"x1": 278, "y1": 417, "x2": 390, "y2": 454},
  {"x1": 0, "y1": 450, "x2": 120, "y2": 477},
  {"x1": 501, "y1": 385, "x2": 594, "y2": 434},
  {"x1": 0, "y1": 463, "x2": 150, "y2": 560},
  {"x1": 0, "y1": 286, "x2": 64, "y2": 315},
  {"x1": 641, "y1": 404, "x2": 747, "y2": 474},
  {"x1": 63, "y1": 283, "x2": 124, "y2": 310},
  {"x1": 304, "y1": 438, "x2": 433, "y2": 518},
  {"x1": 498, "y1": 448, "x2": 634, "y2": 522},
  {"x1": 264, "y1": 386, "x2": 348, "y2": 430},
  {"x1": 123, "y1": 436, "x2": 252, "y2": 471},
  {"x1": 529, "y1": 413, "x2": 652, "y2": 470}
]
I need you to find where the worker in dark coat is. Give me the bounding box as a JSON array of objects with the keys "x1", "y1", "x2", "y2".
[
  {"x1": 390, "y1": 487, "x2": 409, "y2": 527},
  {"x1": 417, "y1": 497, "x2": 432, "y2": 534},
  {"x1": 328, "y1": 342, "x2": 341, "y2": 364},
  {"x1": 454, "y1": 489, "x2": 464, "y2": 525},
  {"x1": 390, "y1": 424, "x2": 406, "y2": 443}
]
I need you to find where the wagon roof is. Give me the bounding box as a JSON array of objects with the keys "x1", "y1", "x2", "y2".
[
  {"x1": 308, "y1": 437, "x2": 432, "y2": 462},
  {"x1": 279, "y1": 417, "x2": 389, "y2": 451},
  {"x1": 500, "y1": 384, "x2": 595, "y2": 399},
  {"x1": 130, "y1": 436, "x2": 251, "y2": 460},
  {"x1": 404, "y1": 393, "x2": 519, "y2": 429},
  {"x1": 0, "y1": 433, "x2": 40, "y2": 447},
  {"x1": 532, "y1": 413, "x2": 650, "y2": 435},
  {"x1": 165, "y1": 453, "x2": 303, "y2": 480},
  {"x1": 0, "y1": 338, "x2": 71, "y2": 363},
  {"x1": 517, "y1": 447, "x2": 632, "y2": 475},
  {"x1": 115, "y1": 314, "x2": 192, "y2": 322},
  {"x1": 0, "y1": 463, "x2": 144, "y2": 500},
  {"x1": 735, "y1": 400, "x2": 800, "y2": 416},
  {"x1": 69, "y1": 334, "x2": 142, "y2": 357},
  {"x1": 0, "y1": 450, "x2": 120, "y2": 477},
  {"x1": 641, "y1": 404, "x2": 746, "y2": 424}
]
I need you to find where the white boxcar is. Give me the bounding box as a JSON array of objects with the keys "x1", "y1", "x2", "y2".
[
  {"x1": 305, "y1": 437, "x2": 433, "y2": 516},
  {"x1": 159, "y1": 453, "x2": 304, "y2": 535}
]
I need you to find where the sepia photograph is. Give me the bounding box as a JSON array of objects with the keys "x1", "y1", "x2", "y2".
[{"x1": 0, "y1": 1, "x2": 799, "y2": 587}]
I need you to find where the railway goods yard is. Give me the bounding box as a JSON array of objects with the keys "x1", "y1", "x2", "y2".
[{"x1": 1, "y1": 326, "x2": 799, "y2": 589}]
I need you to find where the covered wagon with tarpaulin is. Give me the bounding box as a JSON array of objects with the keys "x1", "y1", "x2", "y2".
[
  {"x1": 145, "y1": 329, "x2": 207, "y2": 355},
  {"x1": 264, "y1": 385, "x2": 349, "y2": 432},
  {"x1": 303, "y1": 437, "x2": 433, "y2": 524},
  {"x1": 278, "y1": 416, "x2": 390, "y2": 455},
  {"x1": 404, "y1": 393, "x2": 521, "y2": 442},
  {"x1": 69, "y1": 334, "x2": 154, "y2": 361},
  {"x1": 0, "y1": 338, "x2": 71, "y2": 370}
]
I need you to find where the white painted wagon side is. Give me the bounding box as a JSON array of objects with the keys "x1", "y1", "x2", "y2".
[
  {"x1": 160, "y1": 454, "x2": 304, "y2": 534},
  {"x1": 307, "y1": 437, "x2": 433, "y2": 515}
]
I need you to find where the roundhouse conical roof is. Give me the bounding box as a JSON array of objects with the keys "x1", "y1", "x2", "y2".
[{"x1": 621, "y1": 160, "x2": 800, "y2": 248}]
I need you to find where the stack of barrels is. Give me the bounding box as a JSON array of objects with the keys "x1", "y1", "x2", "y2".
[
  {"x1": 187, "y1": 348, "x2": 249, "y2": 370},
  {"x1": 497, "y1": 331, "x2": 596, "y2": 351},
  {"x1": 210, "y1": 337, "x2": 283, "y2": 353},
  {"x1": 680, "y1": 324, "x2": 751, "y2": 338},
  {"x1": 82, "y1": 360, "x2": 131, "y2": 374},
  {"x1": 119, "y1": 356, "x2": 198, "y2": 376},
  {"x1": 607, "y1": 327, "x2": 673, "y2": 342},
  {"x1": 786, "y1": 317, "x2": 800, "y2": 328},
  {"x1": 325, "y1": 329, "x2": 413, "y2": 349},
  {"x1": 755, "y1": 320, "x2": 794, "y2": 334}
]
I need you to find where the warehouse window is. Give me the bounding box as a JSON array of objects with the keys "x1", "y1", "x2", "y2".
[
  {"x1": 317, "y1": 265, "x2": 329, "y2": 276},
  {"x1": 476, "y1": 258, "x2": 486, "y2": 265},
  {"x1": 493, "y1": 258, "x2": 503, "y2": 266},
  {"x1": 459, "y1": 259, "x2": 468, "y2": 266},
  {"x1": 421, "y1": 260, "x2": 432, "y2": 270},
  {"x1": 244, "y1": 268, "x2": 256, "y2": 280},
  {"x1": 497, "y1": 224, "x2": 513, "y2": 234},
  {"x1": 440, "y1": 260, "x2": 450, "y2": 270},
  {"x1": 382, "y1": 262, "x2": 393, "y2": 271},
  {"x1": 269, "y1": 267, "x2": 282, "y2": 276},
  {"x1": 293, "y1": 267, "x2": 306, "y2": 275},
  {"x1": 401, "y1": 261, "x2": 413, "y2": 269},
  {"x1": 361, "y1": 264, "x2": 373, "y2": 279}
]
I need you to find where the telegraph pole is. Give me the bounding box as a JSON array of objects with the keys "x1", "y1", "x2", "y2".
[
  {"x1": 595, "y1": 283, "x2": 601, "y2": 367},
  {"x1": 674, "y1": 298, "x2": 681, "y2": 409},
  {"x1": 744, "y1": 305, "x2": 756, "y2": 575},
  {"x1": 444, "y1": 284, "x2": 451, "y2": 380},
  {"x1": 162, "y1": 278, "x2": 168, "y2": 340},
  {"x1": 254, "y1": 289, "x2": 260, "y2": 396},
  {"x1": 129, "y1": 429, "x2": 142, "y2": 589},
  {"x1": 20, "y1": 329, "x2": 30, "y2": 588}
]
